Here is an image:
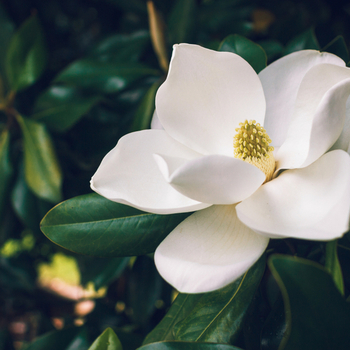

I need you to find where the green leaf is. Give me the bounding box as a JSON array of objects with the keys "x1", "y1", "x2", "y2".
[
  {"x1": 268, "y1": 255, "x2": 350, "y2": 350},
  {"x1": 5, "y1": 15, "x2": 47, "y2": 91},
  {"x1": 168, "y1": 0, "x2": 197, "y2": 44},
  {"x1": 219, "y1": 34, "x2": 267, "y2": 73},
  {"x1": 322, "y1": 36, "x2": 350, "y2": 64},
  {"x1": 0, "y1": 129, "x2": 13, "y2": 217},
  {"x1": 16, "y1": 114, "x2": 62, "y2": 203},
  {"x1": 325, "y1": 240, "x2": 344, "y2": 295},
  {"x1": 284, "y1": 28, "x2": 320, "y2": 55},
  {"x1": 174, "y1": 256, "x2": 265, "y2": 343},
  {"x1": 145, "y1": 256, "x2": 265, "y2": 345},
  {"x1": 40, "y1": 193, "x2": 191, "y2": 257},
  {"x1": 32, "y1": 85, "x2": 101, "y2": 131},
  {"x1": 89, "y1": 31, "x2": 150, "y2": 63},
  {"x1": 55, "y1": 59, "x2": 160, "y2": 94},
  {"x1": 139, "y1": 341, "x2": 243, "y2": 350},
  {"x1": 22, "y1": 327, "x2": 82, "y2": 350},
  {"x1": 89, "y1": 328, "x2": 122, "y2": 350},
  {"x1": 130, "y1": 80, "x2": 162, "y2": 132}
]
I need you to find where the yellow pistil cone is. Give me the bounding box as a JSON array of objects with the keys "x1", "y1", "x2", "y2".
[{"x1": 234, "y1": 119, "x2": 275, "y2": 182}]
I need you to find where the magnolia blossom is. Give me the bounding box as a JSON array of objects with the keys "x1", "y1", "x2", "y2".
[{"x1": 91, "y1": 44, "x2": 350, "y2": 294}]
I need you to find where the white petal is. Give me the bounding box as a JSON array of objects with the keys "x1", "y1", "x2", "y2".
[
  {"x1": 236, "y1": 150, "x2": 350, "y2": 240},
  {"x1": 276, "y1": 64, "x2": 350, "y2": 169},
  {"x1": 154, "y1": 205, "x2": 269, "y2": 293},
  {"x1": 91, "y1": 130, "x2": 210, "y2": 214},
  {"x1": 154, "y1": 154, "x2": 265, "y2": 205},
  {"x1": 156, "y1": 44, "x2": 266, "y2": 156},
  {"x1": 150, "y1": 110, "x2": 164, "y2": 130},
  {"x1": 330, "y1": 96, "x2": 350, "y2": 152},
  {"x1": 260, "y1": 50, "x2": 345, "y2": 147}
]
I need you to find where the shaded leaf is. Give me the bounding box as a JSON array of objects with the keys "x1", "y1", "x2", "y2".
[
  {"x1": 322, "y1": 36, "x2": 349, "y2": 64},
  {"x1": 5, "y1": 15, "x2": 47, "y2": 91},
  {"x1": 130, "y1": 80, "x2": 162, "y2": 132},
  {"x1": 40, "y1": 193, "x2": 190, "y2": 257},
  {"x1": 89, "y1": 31, "x2": 150, "y2": 63},
  {"x1": 268, "y1": 255, "x2": 350, "y2": 350},
  {"x1": 16, "y1": 114, "x2": 62, "y2": 203},
  {"x1": 55, "y1": 59, "x2": 159, "y2": 94},
  {"x1": 284, "y1": 28, "x2": 320, "y2": 55},
  {"x1": 89, "y1": 328, "x2": 122, "y2": 350},
  {"x1": 325, "y1": 240, "x2": 344, "y2": 295},
  {"x1": 219, "y1": 34, "x2": 267, "y2": 73},
  {"x1": 139, "y1": 341, "x2": 243, "y2": 350},
  {"x1": 32, "y1": 85, "x2": 101, "y2": 132},
  {"x1": 168, "y1": 0, "x2": 197, "y2": 44}
]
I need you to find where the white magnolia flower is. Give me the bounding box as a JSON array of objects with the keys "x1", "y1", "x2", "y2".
[{"x1": 91, "y1": 44, "x2": 350, "y2": 294}]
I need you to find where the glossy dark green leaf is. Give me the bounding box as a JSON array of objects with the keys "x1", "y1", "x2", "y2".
[
  {"x1": 284, "y1": 28, "x2": 320, "y2": 55},
  {"x1": 16, "y1": 114, "x2": 62, "y2": 203},
  {"x1": 22, "y1": 327, "x2": 82, "y2": 350},
  {"x1": 219, "y1": 34, "x2": 267, "y2": 73},
  {"x1": 268, "y1": 255, "x2": 350, "y2": 350},
  {"x1": 143, "y1": 292, "x2": 203, "y2": 345},
  {"x1": 40, "y1": 193, "x2": 190, "y2": 257},
  {"x1": 0, "y1": 129, "x2": 13, "y2": 217},
  {"x1": 80, "y1": 256, "x2": 130, "y2": 289},
  {"x1": 127, "y1": 256, "x2": 163, "y2": 325},
  {"x1": 32, "y1": 85, "x2": 100, "y2": 131},
  {"x1": 0, "y1": 3, "x2": 14, "y2": 90},
  {"x1": 89, "y1": 328, "x2": 122, "y2": 350},
  {"x1": 89, "y1": 31, "x2": 150, "y2": 63},
  {"x1": 168, "y1": 0, "x2": 197, "y2": 44},
  {"x1": 130, "y1": 80, "x2": 162, "y2": 132},
  {"x1": 258, "y1": 40, "x2": 283, "y2": 61},
  {"x1": 139, "y1": 341, "x2": 243, "y2": 350},
  {"x1": 173, "y1": 256, "x2": 265, "y2": 343},
  {"x1": 325, "y1": 240, "x2": 344, "y2": 295},
  {"x1": 322, "y1": 36, "x2": 350, "y2": 64},
  {"x1": 55, "y1": 59, "x2": 159, "y2": 94},
  {"x1": 5, "y1": 15, "x2": 47, "y2": 91}
]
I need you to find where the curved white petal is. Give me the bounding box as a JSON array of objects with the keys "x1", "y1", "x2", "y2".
[
  {"x1": 91, "y1": 130, "x2": 210, "y2": 214},
  {"x1": 330, "y1": 97, "x2": 350, "y2": 152},
  {"x1": 260, "y1": 50, "x2": 345, "y2": 147},
  {"x1": 236, "y1": 150, "x2": 350, "y2": 240},
  {"x1": 154, "y1": 154, "x2": 265, "y2": 204},
  {"x1": 155, "y1": 205, "x2": 269, "y2": 293},
  {"x1": 150, "y1": 110, "x2": 164, "y2": 130},
  {"x1": 276, "y1": 64, "x2": 350, "y2": 170},
  {"x1": 156, "y1": 44, "x2": 266, "y2": 156}
]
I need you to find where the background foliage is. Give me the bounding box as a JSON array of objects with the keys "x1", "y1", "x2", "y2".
[{"x1": 1, "y1": 0, "x2": 350, "y2": 349}]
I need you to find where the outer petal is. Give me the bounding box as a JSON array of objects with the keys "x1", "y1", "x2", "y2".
[
  {"x1": 330, "y1": 97, "x2": 350, "y2": 152},
  {"x1": 156, "y1": 44, "x2": 266, "y2": 156},
  {"x1": 154, "y1": 205, "x2": 269, "y2": 293},
  {"x1": 236, "y1": 150, "x2": 350, "y2": 240},
  {"x1": 275, "y1": 64, "x2": 350, "y2": 170},
  {"x1": 150, "y1": 110, "x2": 164, "y2": 130},
  {"x1": 154, "y1": 154, "x2": 265, "y2": 204},
  {"x1": 91, "y1": 130, "x2": 210, "y2": 214},
  {"x1": 260, "y1": 50, "x2": 345, "y2": 147}
]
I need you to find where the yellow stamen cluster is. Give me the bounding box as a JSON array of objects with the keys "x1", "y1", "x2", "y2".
[{"x1": 234, "y1": 119, "x2": 275, "y2": 182}]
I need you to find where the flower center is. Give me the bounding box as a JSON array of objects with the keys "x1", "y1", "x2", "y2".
[{"x1": 234, "y1": 120, "x2": 275, "y2": 182}]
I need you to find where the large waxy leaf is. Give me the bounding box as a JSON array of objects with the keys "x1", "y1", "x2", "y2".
[
  {"x1": 130, "y1": 80, "x2": 162, "y2": 132},
  {"x1": 139, "y1": 341, "x2": 243, "y2": 350},
  {"x1": 284, "y1": 28, "x2": 320, "y2": 55},
  {"x1": 144, "y1": 256, "x2": 265, "y2": 345},
  {"x1": 16, "y1": 114, "x2": 62, "y2": 203},
  {"x1": 268, "y1": 255, "x2": 350, "y2": 350},
  {"x1": 32, "y1": 85, "x2": 101, "y2": 132},
  {"x1": 325, "y1": 240, "x2": 344, "y2": 295},
  {"x1": 168, "y1": 0, "x2": 197, "y2": 44},
  {"x1": 89, "y1": 31, "x2": 150, "y2": 63},
  {"x1": 89, "y1": 328, "x2": 122, "y2": 350},
  {"x1": 55, "y1": 59, "x2": 159, "y2": 94},
  {"x1": 0, "y1": 129, "x2": 13, "y2": 217},
  {"x1": 5, "y1": 15, "x2": 47, "y2": 92},
  {"x1": 219, "y1": 34, "x2": 267, "y2": 73},
  {"x1": 40, "y1": 193, "x2": 191, "y2": 257}
]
